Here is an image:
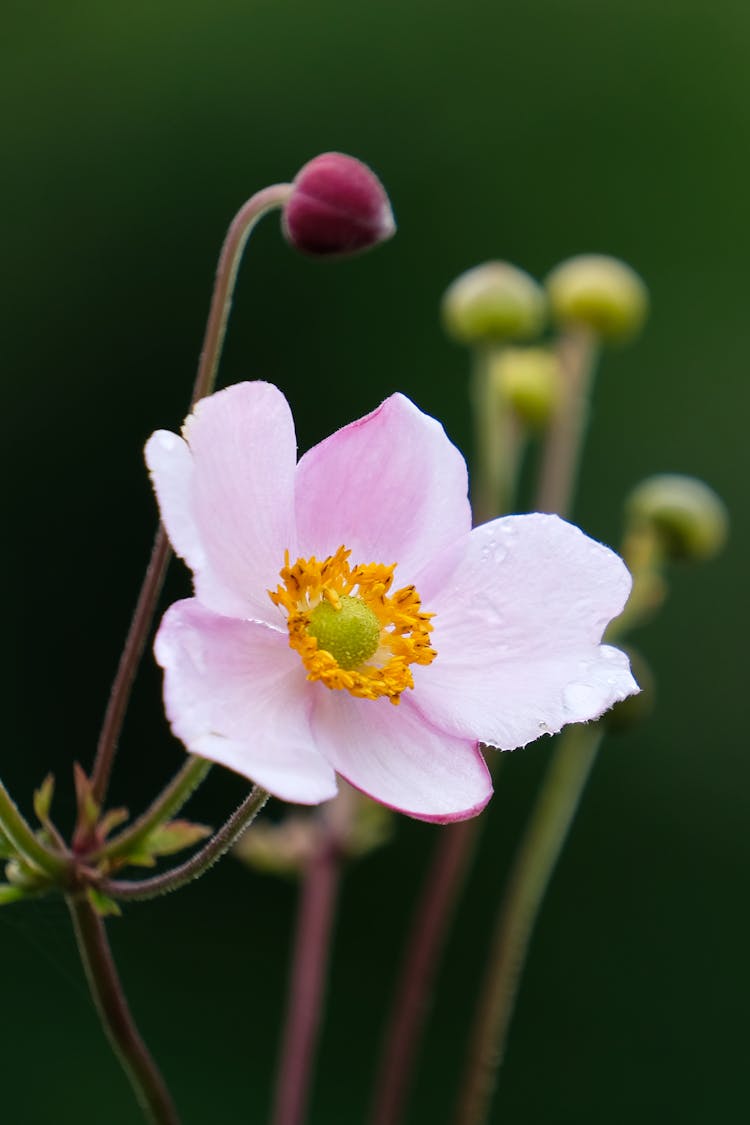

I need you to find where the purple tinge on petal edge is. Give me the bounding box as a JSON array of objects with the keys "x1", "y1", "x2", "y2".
[{"x1": 283, "y1": 152, "x2": 396, "y2": 257}]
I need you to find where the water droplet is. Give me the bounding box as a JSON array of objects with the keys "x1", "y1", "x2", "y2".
[{"x1": 563, "y1": 681, "x2": 602, "y2": 717}]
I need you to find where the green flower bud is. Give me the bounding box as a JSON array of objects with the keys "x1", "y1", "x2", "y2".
[
  {"x1": 627, "y1": 474, "x2": 728, "y2": 562},
  {"x1": 545, "y1": 254, "x2": 648, "y2": 341},
  {"x1": 441, "y1": 262, "x2": 546, "y2": 345},
  {"x1": 491, "y1": 347, "x2": 561, "y2": 429}
]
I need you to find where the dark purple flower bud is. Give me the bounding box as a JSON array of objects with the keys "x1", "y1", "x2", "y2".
[{"x1": 283, "y1": 152, "x2": 396, "y2": 258}]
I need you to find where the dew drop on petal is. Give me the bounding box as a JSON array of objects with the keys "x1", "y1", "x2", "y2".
[{"x1": 563, "y1": 681, "x2": 602, "y2": 717}]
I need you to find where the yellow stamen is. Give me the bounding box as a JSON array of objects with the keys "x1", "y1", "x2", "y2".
[{"x1": 269, "y1": 546, "x2": 436, "y2": 704}]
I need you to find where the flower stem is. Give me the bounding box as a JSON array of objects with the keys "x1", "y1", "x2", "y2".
[
  {"x1": 534, "y1": 328, "x2": 598, "y2": 517},
  {"x1": 368, "y1": 818, "x2": 481, "y2": 1125},
  {"x1": 453, "y1": 724, "x2": 603, "y2": 1125},
  {"x1": 271, "y1": 824, "x2": 343, "y2": 1125},
  {"x1": 470, "y1": 345, "x2": 524, "y2": 525},
  {"x1": 95, "y1": 756, "x2": 212, "y2": 866},
  {"x1": 368, "y1": 338, "x2": 528, "y2": 1122},
  {"x1": 101, "y1": 786, "x2": 269, "y2": 901},
  {"x1": 90, "y1": 182, "x2": 294, "y2": 808},
  {"x1": 67, "y1": 892, "x2": 181, "y2": 1125},
  {"x1": 0, "y1": 777, "x2": 67, "y2": 878},
  {"x1": 451, "y1": 328, "x2": 607, "y2": 1124}
]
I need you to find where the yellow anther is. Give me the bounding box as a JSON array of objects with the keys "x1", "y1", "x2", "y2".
[{"x1": 269, "y1": 546, "x2": 436, "y2": 704}]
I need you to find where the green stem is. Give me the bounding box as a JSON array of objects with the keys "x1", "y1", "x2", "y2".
[
  {"x1": 90, "y1": 182, "x2": 294, "y2": 808},
  {"x1": 68, "y1": 893, "x2": 181, "y2": 1125},
  {"x1": 534, "y1": 328, "x2": 598, "y2": 517},
  {"x1": 95, "y1": 756, "x2": 212, "y2": 866},
  {"x1": 101, "y1": 786, "x2": 269, "y2": 901},
  {"x1": 0, "y1": 778, "x2": 67, "y2": 878},
  {"x1": 454, "y1": 724, "x2": 603, "y2": 1125},
  {"x1": 470, "y1": 345, "x2": 523, "y2": 524}
]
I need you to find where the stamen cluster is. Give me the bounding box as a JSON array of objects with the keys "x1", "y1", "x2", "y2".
[{"x1": 269, "y1": 546, "x2": 436, "y2": 704}]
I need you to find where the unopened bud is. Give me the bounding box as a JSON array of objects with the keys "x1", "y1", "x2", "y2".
[
  {"x1": 283, "y1": 152, "x2": 395, "y2": 258},
  {"x1": 545, "y1": 254, "x2": 648, "y2": 341},
  {"x1": 627, "y1": 474, "x2": 728, "y2": 562},
  {"x1": 491, "y1": 347, "x2": 561, "y2": 428},
  {"x1": 442, "y1": 262, "x2": 546, "y2": 345}
]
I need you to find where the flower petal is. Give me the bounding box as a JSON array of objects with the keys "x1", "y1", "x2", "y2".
[
  {"x1": 411, "y1": 514, "x2": 638, "y2": 749},
  {"x1": 148, "y1": 382, "x2": 298, "y2": 622},
  {"x1": 294, "y1": 394, "x2": 471, "y2": 582},
  {"x1": 310, "y1": 692, "x2": 492, "y2": 823},
  {"x1": 145, "y1": 428, "x2": 206, "y2": 571},
  {"x1": 154, "y1": 599, "x2": 337, "y2": 805}
]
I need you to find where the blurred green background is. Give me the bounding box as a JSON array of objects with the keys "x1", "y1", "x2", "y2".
[{"x1": 1, "y1": 1, "x2": 747, "y2": 1121}]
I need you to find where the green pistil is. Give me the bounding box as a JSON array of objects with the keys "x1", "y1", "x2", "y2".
[{"x1": 307, "y1": 596, "x2": 380, "y2": 670}]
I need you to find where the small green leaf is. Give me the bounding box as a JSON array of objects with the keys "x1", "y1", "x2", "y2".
[
  {"x1": 98, "y1": 807, "x2": 130, "y2": 839},
  {"x1": 118, "y1": 851, "x2": 157, "y2": 869},
  {"x1": 145, "y1": 820, "x2": 213, "y2": 858},
  {"x1": 87, "y1": 887, "x2": 122, "y2": 917},
  {"x1": 73, "y1": 763, "x2": 100, "y2": 831},
  {"x1": 33, "y1": 774, "x2": 55, "y2": 826},
  {"x1": 0, "y1": 884, "x2": 27, "y2": 906},
  {"x1": 0, "y1": 825, "x2": 16, "y2": 860}
]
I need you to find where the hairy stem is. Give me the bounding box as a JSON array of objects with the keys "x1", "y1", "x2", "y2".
[
  {"x1": 68, "y1": 893, "x2": 181, "y2": 1125},
  {"x1": 90, "y1": 182, "x2": 293, "y2": 807},
  {"x1": 96, "y1": 756, "x2": 212, "y2": 866},
  {"x1": 0, "y1": 778, "x2": 67, "y2": 878},
  {"x1": 101, "y1": 786, "x2": 269, "y2": 901}
]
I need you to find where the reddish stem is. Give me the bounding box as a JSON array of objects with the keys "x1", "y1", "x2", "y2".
[
  {"x1": 369, "y1": 820, "x2": 480, "y2": 1125},
  {"x1": 89, "y1": 183, "x2": 292, "y2": 807},
  {"x1": 271, "y1": 834, "x2": 342, "y2": 1125}
]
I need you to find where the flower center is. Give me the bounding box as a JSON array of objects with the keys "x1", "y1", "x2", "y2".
[
  {"x1": 269, "y1": 545, "x2": 436, "y2": 704},
  {"x1": 307, "y1": 596, "x2": 381, "y2": 670}
]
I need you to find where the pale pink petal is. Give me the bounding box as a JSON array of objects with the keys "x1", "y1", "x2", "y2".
[
  {"x1": 311, "y1": 692, "x2": 491, "y2": 822},
  {"x1": 294, "y1": 394, "x2": 471, "y2": 582},
  {"x1": 150, "y1": 382, "x2": 298, "y2": 622},
  {"x1": 145, "y1": 429, "x2": 206, "y2": 572},
  {"x1": 154, "y1": 599, "x2": 337, "y2": 805},
  {"x1": 411, "y1": 514, "x2": 637, "y2": 749}
]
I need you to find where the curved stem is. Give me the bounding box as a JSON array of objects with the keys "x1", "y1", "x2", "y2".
[
  {"x1": 0, "y1": 778, "x2": 67, "y2": 878},
  {"x1": 68, "y1": 893, "x2": 181, "y2": 1125},
  {"x1": 96, "y1": 756, "x2": 212, "y2": 866},
  {"x1": 271, "y1": 826, "x2": 343, "y2": 1125},
  {"x1": 90, "y1": 182, "x2": 293, "y2": 807},
  {"x1": 453, "y1": 725, "x2": 603, "y2": 1125},
  {"x1": 101, "y1": 786, "x2": 269, "y2": 901},
  {"x1": 534, "y1": 328, "x2": 598, "y2": 517},
  {"x1": 369, "y1": 818, "x2": 480, "y2": 1125}
]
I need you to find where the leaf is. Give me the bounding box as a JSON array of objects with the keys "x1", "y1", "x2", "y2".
[
  {"x1": 145, "y1": 820, "x2": 213, "y2": 857},
  {"x1": 87, "y1": 887, "x2": 122, "y2": 917},
  {"x1": 0, "y1": 825, "x2": 16, "y2": 860},
  {"x1": 73, "y1": 763, "x2": 100, "y2": 832},
  {"x1": 0, "y1": 884, "x2": 27, "y2": 906},
  {"x1": 33, "y1": 774, "x2": 55, "y2": 827},
  {"x1": 98, "y1": 807, "x2": 130, "y2": 839}
]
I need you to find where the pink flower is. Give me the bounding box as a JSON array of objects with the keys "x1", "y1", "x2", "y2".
[{"x1": 146, "y1": 383, "x2": 637, "y2": 822}]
